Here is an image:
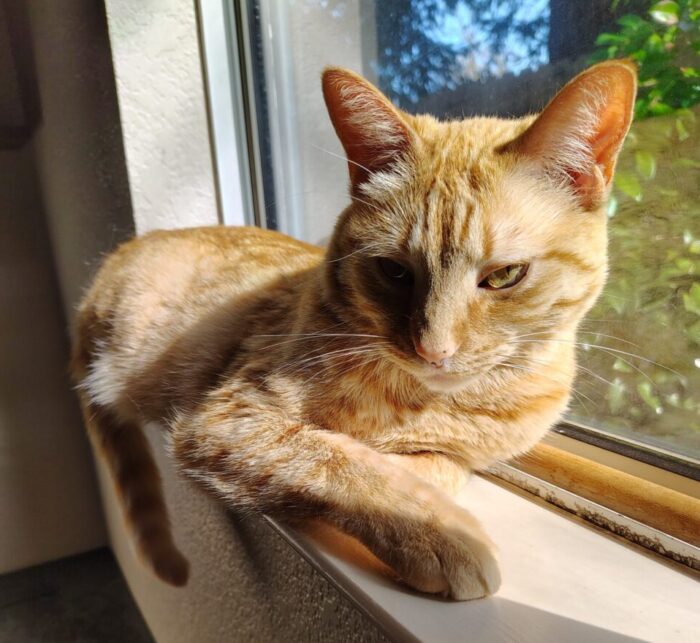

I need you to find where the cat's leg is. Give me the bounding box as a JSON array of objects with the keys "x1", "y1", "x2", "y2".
[
  {"x1": 384, "y1": 453, "x2": 470, "y2": 497},
  {"x1": 170, "y1": 385, "x2": 500, "y2": 600}
]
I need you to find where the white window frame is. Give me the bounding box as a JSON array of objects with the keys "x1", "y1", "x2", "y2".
[{"x1": 198, "y1": 0, "x2": 256, "y2": 227}]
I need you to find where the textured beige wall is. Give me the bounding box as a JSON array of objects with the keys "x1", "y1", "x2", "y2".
[
  {"x1": 0, "y1": 145, "x2": 105, "y2": 573},
  {"x1": 104, "y1": 0, "x2": 219, "y2": 233}
]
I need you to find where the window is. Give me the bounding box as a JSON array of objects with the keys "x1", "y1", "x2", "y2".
[
  {"x1": 235, "y1": 0, "x2": 700, "y2": 483},
  {"x1": 199, "y1": 0, "x2": 700, "y2": 497}
]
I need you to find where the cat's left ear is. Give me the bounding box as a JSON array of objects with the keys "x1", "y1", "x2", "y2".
[
  {"x1": 504, "y1": 60, "x2": 637, "y2": 210},
  {"x1": 322, "y1": 67, "x2": 414, "y2": 193}
]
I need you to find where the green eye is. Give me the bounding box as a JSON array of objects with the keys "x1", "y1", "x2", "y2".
[{"x1": 479, "y1": 263, "x2": 529, "y2": 290}]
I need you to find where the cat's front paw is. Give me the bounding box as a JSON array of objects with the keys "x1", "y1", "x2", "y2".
[
  {"x1": 437, "y1": 519, "x2": 501, "y2": 600},
  {"x1": 397, "y1": 508, "x2": 501, "y2": 601}
]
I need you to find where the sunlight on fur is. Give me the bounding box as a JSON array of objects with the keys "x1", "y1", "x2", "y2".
[{"x1": 71, "y1": 61, "x2": 636, "y2": 600}]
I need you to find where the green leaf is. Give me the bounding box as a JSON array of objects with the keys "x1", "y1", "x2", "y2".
[
  {"x1": 687, "y1": 320, "x2": 700, "y2": 346},
  {"x1": 675, "y1": 257, "x2": 696, "y2": 274},
  {"x1": 604, "y1": 294, "x2": 627, "y2": 315},
  {"x1": 637, "y1": 381, "x2": 662, "y2": 410},
  {"x1": 614, "y1": 171, "x2": 643, "y2": 201},
  {"x1": 635, "y1": 150, "x2": 657, "y2": 179},
  {"x1": 613, "y1": 358, "x2": 633, "y2": 373},
  {"x1": 595, "y1": 33, "x2": 628, "y2": 46},
  {"x1": 646, "y1": 32, "x2": 666, "y2": 53},
  {"x1": 676, "y1": 118, "x2": 690, "y2": 141},
  {"x1": 619, "y1": 14, "x2": 647, "y2": 30},
  {"x1": 607, "y1": 379, "x2": 627, "y2": 414},
  {"x1": 606, "y1": 194, "x2": 618, "y2": 218},
  {"x1": 683, "y1": 283, "x2": 700, "y2": 315},
  {"x1": 649, "y1": 1, "x2": 680, "y2": 25},
  {"x1": 649, "y1": 101, "x2": 675, "y2": 116}
]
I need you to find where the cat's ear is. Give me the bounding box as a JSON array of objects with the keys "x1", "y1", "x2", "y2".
[
  {"x1": 322, "y1": 67, "x2": 414, "y2": 192},
  {"x1": 505, "y1": 60, "x2": 637, "y2": 210}
]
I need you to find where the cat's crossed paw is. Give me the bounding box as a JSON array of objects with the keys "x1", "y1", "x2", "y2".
[
  {"x1": 397, "y1": 507, "x2": 501, "y2": 601},
  {"x1": 438, "y1": 522, "x2": 501, "y2": 601}
]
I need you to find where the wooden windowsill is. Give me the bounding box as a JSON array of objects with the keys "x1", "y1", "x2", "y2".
[{"x1": 511, "y1": 443, "x2": 700, "y2": 548}]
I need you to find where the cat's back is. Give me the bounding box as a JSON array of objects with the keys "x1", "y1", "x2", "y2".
[
  {"x1": 73, "y1": 226, "x2": 323, "y2": 389},
  {"x1": 83, "y1": 225, "x2": 321, "y2": 312},
  {"x1": 106, "y1": 225, "x2": 320, "y2": 285}
]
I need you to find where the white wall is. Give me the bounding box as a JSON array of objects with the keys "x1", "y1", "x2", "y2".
[{"x1": 104, "y1": 0, "x2": 220, "y2": 233}]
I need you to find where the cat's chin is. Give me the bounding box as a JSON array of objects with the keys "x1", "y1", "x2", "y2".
[
  {"x1": 390, "y1": 357, "x2": 482, "y2": 394},
  {"x1": 420, "y1": 371, "x2": 475, "y2": 394}
]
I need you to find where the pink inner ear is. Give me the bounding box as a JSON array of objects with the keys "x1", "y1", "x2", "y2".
[
  {"x1": 568, "y1": 166, "x2": 605, "y2": 207},
  {"x1": 575, "y1": 85, "x2": 635, "y2": 207},
  {"x1": 322, "y1": 68, "x2": 412, "y2": 189},
  {"x1": 590, "y1": 103, "x2": 631, "y2": 184},
  {"x1": 510, "y1": 61, "x2": 637, "y2": 209}
]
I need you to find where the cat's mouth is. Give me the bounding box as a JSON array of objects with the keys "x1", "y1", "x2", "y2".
[{"x1": 380, "y1": 345, "x2": 506, "y2": 393}]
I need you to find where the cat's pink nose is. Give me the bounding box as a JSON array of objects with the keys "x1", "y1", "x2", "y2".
[{"x1": 415, "y1": 340, "x2": 458, "y2": 368}]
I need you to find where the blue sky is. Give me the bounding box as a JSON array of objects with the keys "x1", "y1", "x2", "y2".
[{"x1": 426, "y1": 0, "x2": 550, "y2": 77}]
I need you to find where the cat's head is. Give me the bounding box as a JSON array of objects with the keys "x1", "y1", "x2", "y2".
[{"x1": 322, "y1": 62, "x2": 636, "y2": 394}]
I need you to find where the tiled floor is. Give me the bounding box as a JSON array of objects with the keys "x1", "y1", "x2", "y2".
[{"x1": 0, "y1": 548, "x2": 152, "y2": 642}]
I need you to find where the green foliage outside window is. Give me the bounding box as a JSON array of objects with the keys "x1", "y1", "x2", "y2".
[
  {"x1": 573, "y1": 0, "x2": 700, "y2": 455},
  {"x1": 591, "y1": 0, "x2": 700, "y2": 118}
]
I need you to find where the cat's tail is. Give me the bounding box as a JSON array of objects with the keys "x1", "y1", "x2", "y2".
[{"x1": 80, "y1": 400, "x2": 190, "y2": 587}]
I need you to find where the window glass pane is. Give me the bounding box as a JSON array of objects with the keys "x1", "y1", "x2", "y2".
[{"x1": 248, "y1": 0, "x2": 700, "y2": 465}]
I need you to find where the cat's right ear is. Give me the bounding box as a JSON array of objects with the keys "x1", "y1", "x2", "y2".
[{"x1": 322, "y1": 68, "x2": 414, "y2": 193}]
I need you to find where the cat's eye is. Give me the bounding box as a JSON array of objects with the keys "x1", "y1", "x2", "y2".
[
  {"x1": 479, "y1": 263, "x2": 529, "y2": 290},
  {"x1": 378, "y1": 257, "x2": 413, "y2": 285}
]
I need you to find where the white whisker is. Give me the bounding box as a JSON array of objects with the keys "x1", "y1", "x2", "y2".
[
  {"x1": 310, "y1": 143, "x2": 372, "y2": 175},
  {"x1": 511, "y1": 329, "x2": 641, "y2": 348},
  {"x1": 497, "y1": 358, "x2": 596, "y2": 411},
  {"x1": 277, "y1": 343, "x2": 389, "y2": 378},
  {"x1": 509, "y1": 338, "x2": 682, "y2": 377}
]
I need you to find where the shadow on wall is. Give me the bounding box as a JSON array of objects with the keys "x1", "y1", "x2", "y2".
[
  {"x1": 0, "y1": 0, "x2": 136, "y2": 572},
  {"x1": 0, "y1": 147, "x2": 105, "y2": 572},
  {"x1": 24, "y1": 0, "x2": 135, "y2": 320}
]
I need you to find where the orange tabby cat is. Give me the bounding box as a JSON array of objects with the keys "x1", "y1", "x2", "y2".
[{"x1": 71, "y1": 61, "x2": 636, "y2": 600}]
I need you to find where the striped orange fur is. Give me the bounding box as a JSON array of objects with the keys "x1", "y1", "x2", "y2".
[{"x1": 71, "y1": 61, "x2": 636, "y2": 600}]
